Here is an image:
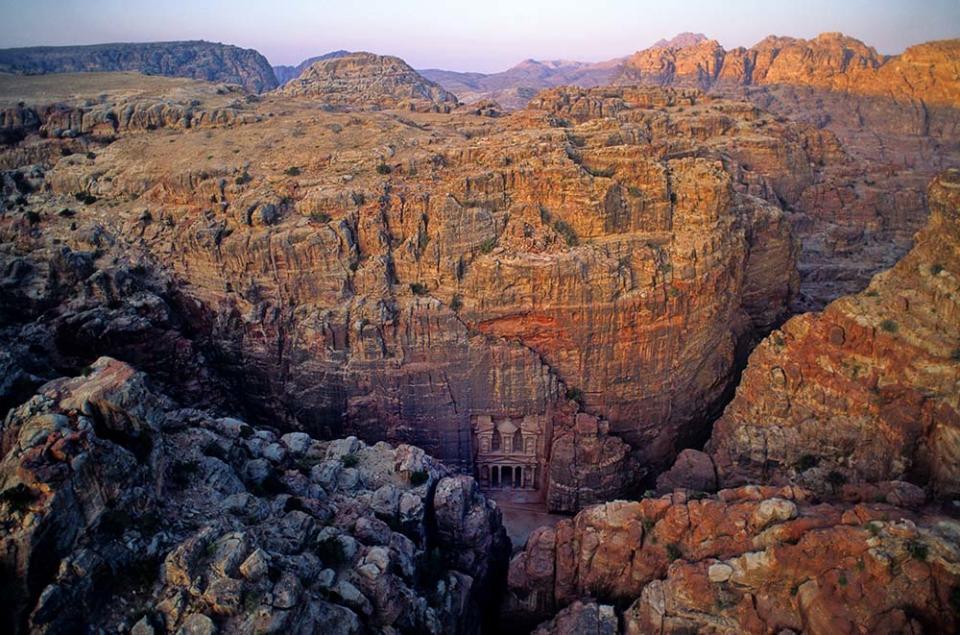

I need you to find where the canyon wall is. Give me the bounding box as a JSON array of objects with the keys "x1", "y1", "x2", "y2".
[{"x1": 0, "y1": 41, "x2": 278, "y2": 93}]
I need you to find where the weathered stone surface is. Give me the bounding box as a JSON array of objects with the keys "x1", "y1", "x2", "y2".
[
  {"x1": 706, "y1": 169, "x2": 960, "y2": 496},
  {"x1": 506, "y1": 486, "x2": 960, "y2": 633},
  {"x1": 0, "y1": 78, "x2": 809, "y2": 508},
  {"x1": 279, "y1": 52, "x2": 459, "y2": 112},
  {"x1": 0, "y1": 41, "x2": 278, "y2": 93},
  {"x1": 0, "y1": 358, "x2": 508, "y2": 634}
]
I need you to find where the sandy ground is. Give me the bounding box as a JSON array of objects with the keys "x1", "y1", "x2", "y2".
[{"x1": 489, "y1": 492, "x2": 568, "y2": 549}]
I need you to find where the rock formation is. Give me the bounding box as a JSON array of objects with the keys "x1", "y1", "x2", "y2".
[
  {"x1": 701, "y1": 169, "x2": 960, "y2": 496},
  {"x1": 279, "y1": 52, "x2": 460, "y2": 112},
  {"x1": 0, "y1": 357, "x2": 509, "y2": 634},
  {"x1": 1, "y1": 77, "x2": 826, "y2": 509},
  {"x1": 505, "y1": 486, "x2": 960, "y2": 633},
  {"x1": 0, "y1": 41, "x2": 278, "y2": 93},
  {"x1": 273, "y1": 50, "x2": 351, "y2": 85}
]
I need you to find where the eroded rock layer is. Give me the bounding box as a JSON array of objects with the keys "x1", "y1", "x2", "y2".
[
  {"x1": 278, "y1": 52, "x2": 460, "y2": 112},
  {"x1": 0, "y1": 357, "x2": 508, "y2": 634},
  {"x1": 703, "y1": 169, "x2": 960, "y2": 496},
  {"x1": 0, "y1": 41, "x2": 278, "y2": 93},
  {"x1": 506, "y1": 486, "x2": 960, "y2": 634},
  {"x1": 1, "y1": 78, "x2": 824, "y2": 508}
]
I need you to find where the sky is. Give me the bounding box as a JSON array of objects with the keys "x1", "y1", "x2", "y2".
[{"x1": 0, "y1": 0, "x2": 957, "y2": 73}]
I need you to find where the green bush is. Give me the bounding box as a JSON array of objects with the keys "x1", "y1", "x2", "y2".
[
  {"x1": 340, "y1": 453, "x2": 360, "y2": 468},
  {"x1": 376, "y1": 162, "x2": 392, "y2": 175},
  {"x1": 234, "y1": 172, "x2": 252, "y2": 186},
  {"x1": 906, "y1": 539, "x2": 929, "y2": 561},
  {"x1": 74, "y1": 191, "x2": 98, "y2": 205},
  {"x1": 284, "y1": 166, "x2": 301, "y2": 176},
  {"x1": 310, "y1": 212, "x2": 331, "y2": 223},
  {"x1": 478, "y1": 237, "x2": 497, "y2": 254},
  {"x1": 880, "y1": 319, "x2": 898, "y2": 333},
  {"x1": 351, "y1": 192, "x2": 366, "y2": 206},
  {"x1": 410, "y1": 282, "x2": 429, "y2": 296},
  {"x1": 409, "y1": 470, "x2": 429, "y2": 486},
  {"x1": 565, "y1": 387, "x2": 584, "y2": 404},
  {"x1": 796, "y1": 454, "x2": 819, "y2": 471},
  {"x1": 552, "y1": 219, "x2": 578, "y2": 247},
  {"x1": 826, "y1": 470, "x2": 847, "y2": 488},
  {"x1": 666, "y1": 543, "x2": 683, "y2": 562},
  {"x1": 930, "y1": 263, "x2": 944, "y2": 275},
  {"x1": 450, "y1": 295, "x2": 463, "y2": 312}
]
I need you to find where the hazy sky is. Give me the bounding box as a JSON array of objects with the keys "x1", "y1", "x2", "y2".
[{"x1": 0, "y1": 0, "x2": 957, "y2": 72}]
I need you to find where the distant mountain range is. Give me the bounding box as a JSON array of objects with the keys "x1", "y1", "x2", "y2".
[{"x1": 0, "y1": 40, "x2": 277, "y2": 93}]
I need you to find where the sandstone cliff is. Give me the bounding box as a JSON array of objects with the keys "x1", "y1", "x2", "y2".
[
  {"x1": 0, "y1": 41, "x2": 278, "y2": 93},
  {"x1": 506, "y1": 486, "x2": 960, "y2": 634},
  {"x1": 279, "y1": 52, "x2": 460, "y2": 112},
  {"x1": 702, "y1": 169, "x2": 960, "y2": 496},
  {"x1": 273, "y1": 50, "x2": 351, "y2": 85},
  {"x1": 0, "y1": 78, "x2": 820, "y2": 510},
  {"x1": 0, "y1": 357, "x2": 508, "y2": 634}
]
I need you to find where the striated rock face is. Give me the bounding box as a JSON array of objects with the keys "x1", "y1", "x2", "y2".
[
  {"x1": 279, "y1": 52, "x2": 460, "y2": 112},
  {"x1": 704, "y1": 169, "x2": 960, "y2": 496},
  {"x1": 506, "y1": 486, "x2": 960, "y2": 633},
  {"x1": 1, "y1": 79, "x2": 819, "y2": 509},
  {"x1": 0, "y1": 357, "x2": 508, "y2": 634},
  {"x1": 614, "y1": 33, "x2": 960, "y2": 310},
  {"x1": 0, "y1": 41, "x2": 278, "y2": 93}
]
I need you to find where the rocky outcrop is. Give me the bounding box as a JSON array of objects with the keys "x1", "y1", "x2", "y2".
[
  {"x1": 279, "y1": 52, "x2": 460, "y2": 112},
  {"x1": 0, "y1": 41, "x2": 278, "y2": 93},
  {"x1": 273, "y1": 50, "x2": 351, "y2": 85},
  {"x1": 1, "y1": 80, "x2": 818, "y2": 509},
  {"x1": 613, "y1": 33, "x2": 960, "y2": 309},
  {"x1": 703, "y1": 169, "x2": 960, "y2": 496},
  {"x1": 506, "y1": 486, "x2": 960, "y2": 633},
  {"x1": 0, "y1": 357, "x2": 509, "y2": 634}
]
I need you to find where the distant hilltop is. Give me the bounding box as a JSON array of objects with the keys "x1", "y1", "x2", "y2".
[{"x1": 0, "y1": 40, "x2": 278, "y2": 93}]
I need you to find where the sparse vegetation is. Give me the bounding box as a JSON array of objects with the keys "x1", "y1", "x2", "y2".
[
  {"x1": 880, "y1": 319, "x2": 898, "y2": 333},
  {"x1": 0, "y1": 484, "x2": 35, "y2": 513},
  {"x1": 74, "y1": 191, "x2": 98, "y2": 205},
  {"x1": 627, "y1": 186, "x2": 644, "y2": 198},
  {"x1": 450, "y1": 294, "x2": 463, "y2": 312},
  {"x1": 478, "y1": 237, "x2": 497, "y2": 254},
  {"x1": 838, "y1": 572, "x2": 848, "y2": 587},
  {"x1": 410, "y1": 282, "x2": 429, "y2": 296},
  {"x1": 409, "y1": 470, "x2": 429, "y2": 486},
  {"x1": 340, "y1": 453, "x2": 360, "y2": 468},
  {"x1": 826, "y1": 470, "x2": 848, "y2": 489},
  {"x1": 796, "y1": 454, "x2": 819, "y2": 471},
  {"x1": 234, "y1": 171, "x2": 252, "y2": 186},
  {"x1": 565, "y1": 387, "x2": 584, "y2": 404},
  {"x1": 951, "y1": 349, "x2": 960, "y2": 362},
  {"x1": 310, "y1": 212, "x2": 331, "y2": 223},
  {"x1": 552, "y1": 218, "x2": 579, "y2": 247},
  {"x1": 284, "y1": 166, "x2": 301, "y2": 176},
  {"x1": 930, "y1": 263, "x2": 944, "y2": 275},
  {"x1": 906, "y1": 539, "x2": 929, "y2": 561},
  {"x1": 583, "y1": 165, "x2": 615, "y2": 178},
  {"x1": 376, "y1": 162, "x2": 392, "y2": 175},
  {"x1": 666, "y1": 543, "x2": 683, "y2": 561},
  {"x1": 351, "y1": 192, "x2": 366, "y2": 206}
]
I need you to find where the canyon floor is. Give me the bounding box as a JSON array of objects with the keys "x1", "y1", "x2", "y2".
[{"x1": 1, "y1": 32, "x2": 959, "y2": 635}]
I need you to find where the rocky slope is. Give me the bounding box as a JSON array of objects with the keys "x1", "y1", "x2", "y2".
[
  {"x1": 0, "y1": 41, "x2": 278, "y2": 93},
  {"x1": 273, "y1": 50, "x2": 351, "y2": 85},
  {"x1": 279, "y1": 52, "x2": 460, "y2": 112},
  {"x1": 505, "y1": 486, "x2": 960, "y2": 633},
  {"x1": 692, "y1": 168, "x2": 960, "y2": 497},
  {"x1": 0, "y1": 77, "x2": 837, "y2": 510},
  {"x1": 615, "y1": 33, "x2": 960, "y2": 309},
  {"x1": 0, "y1": 357, "x2": 508, "y2": 634}
]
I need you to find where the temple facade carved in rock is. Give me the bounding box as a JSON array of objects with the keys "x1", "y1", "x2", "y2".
[{"x1": 472, "y1": 414, "x2": 549, "y2": 500}]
